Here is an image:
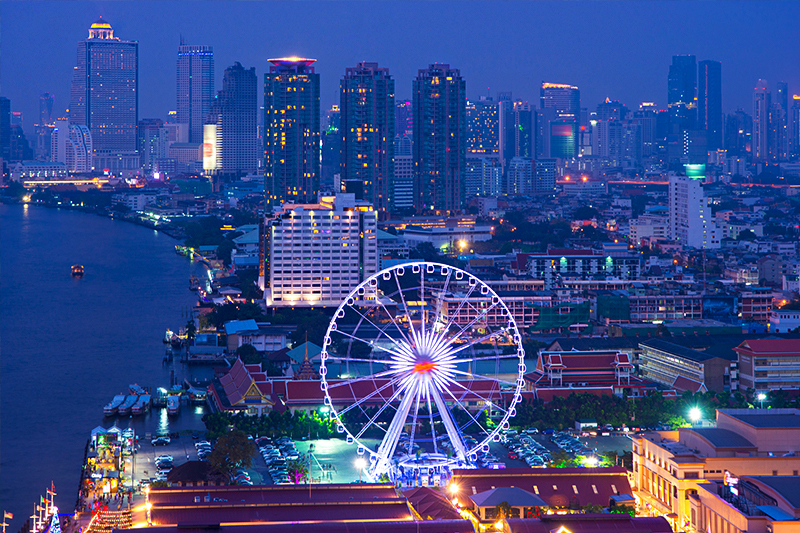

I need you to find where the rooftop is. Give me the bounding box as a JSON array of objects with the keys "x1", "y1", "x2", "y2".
[
  {"x1": 747, "y1": 476, "x2": 800, "y2": 510},
  {"x1": 722, "y1": 409, "x2": 800, "y2": 429},
  {"x1": 687, "y1": 428, "x2": 756, "y2": 449}
]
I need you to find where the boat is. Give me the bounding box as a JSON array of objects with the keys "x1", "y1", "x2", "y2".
[
  {"x1": 103, "y1": 394, "x2": 126, "y2": 416},
  {"x1": 117, "y1": 395, "x2": 138, "y2": 416},
  {"x1": 163, "y1": 329, "x2": 174, "y2": 344},
  {"x1": 175, "y1": 245, "x2": 189, "y2": 256},
  {"x1": 71, "y1": 264, "x2": 85, "y2": 277},
  {"x1": 167, "y1": 395, "x2": 180, "y2": 416},
  {"x1": 170, "y1": 335, "x2": 183, "y2": 349},
  {"x1": 132, "y1": 394, "x2": 151, "y2": 415},
  {"x1": 130, "y1": 383, "x2": 148, "y2": 395},
  {"x1": 189, "y1": 275, "x2": 201, "y2": 291}
]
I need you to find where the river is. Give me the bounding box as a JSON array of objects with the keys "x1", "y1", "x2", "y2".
[{"x1": 0, "y1": 204, "x2": 211, "y2": 526}]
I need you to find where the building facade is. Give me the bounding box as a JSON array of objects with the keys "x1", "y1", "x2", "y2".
[
  {"x1": 412, "y1": 64, "x2": 466, "y2": 214},
  {"x1": 339, "y1": 62, "x2": 395, "y2": 212},
  {"x1": 698, "y1": 60, "x2": 723, "y2": 151},
  {"x1": 50, "y1": 119, "x2": 92, "y2": 173},
  {"x1": 264, "y1": 57, "x2": 320, "y2": 206},
  {"x1": 669, "y1": 173, "x2": 720, "y2": 249},
  {"x1": 176, "y1": 43, "x2": 214, "y2": 144}
]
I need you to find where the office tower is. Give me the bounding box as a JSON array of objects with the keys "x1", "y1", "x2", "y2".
[
  {"x1": 51, "y1": 119, "x2": 92, "y2": 172},
  {"x1": 69, "y1": 18, "x2": 138, "y2": 170},
  {"x1": 777, "y1": 82, "x2": 789, "y2": 122},
  {"x1": 138, "y1": 119, "x2": 169, "y2": 171},
  {"x1": 667, "y1": 55, "x2": 697, "y2": 133},
  {"x1": 412, "y1": 64, "x2": 466, "y2": 213},
  {"x1": 204, "y1": 62, "x2": 258, "y2": 175},
  {"x1": 466, "y1": 97, "x2": 499, "y2": 157},
  {"x1": 393, "y1": 134, "x2": 414, "y2": 212},
  {"x1": 321, "y1": 105, "x2": 340, "y2": 192},
  {"x1": 633, "y1": 103, "x2": 658, "y2": 157},
  {"x1": 621, "y1": 122, "x2": 643, "y2": 165},
  {"x1": 596, "y1": 98, "x2": 628, "y2": 122},
  {"x1": 176, "y1": 42, "x2": 214, "y2": 144},
  {"x1": 752, "y1": 79, "x2": 771, "y2": 161},
  {"x1": 791, "y1": 96, "x2": 800, "y2": 156},
  {"x1": 39, "y1": 93, "x2": 54, "y2": 126},
  {"x1": 540, "y1": 83, "x2": 579, "y2": 159},
  {"x1": 466, "y1": 156, "x2": 502, "y2": 197},
  {"x1": 1, "y1": 97, "x2": 11, "y2": 163},
  {"x1": 10, "y1": 112, "x2": 22, "y2": 126},
  {"x1": 499, "y1": 100, "x2": 534, "y2": 166},
  {"x1": 264, "y1": 57, "x2": 320, "y2": 205},
  {"x1": 395, "y1": 100, "x2": 413, "y2": 136},
  {"x1": 724, "y1": 109, "x2": 751, "y2": 156},
  {"x1": 339, "y1": 62, "x2": 395, "y2": 212},
  {"x1": 669, "y1": 173, "x2": 720, "y2": 249},
  {"x1": 698, "y1": 60, "x2": 723, "y2": 150},
  {"x1": 9, "y1": 125, "x2": 33, "y2": 161},
  {"x1": 768, "y1": 103, "x2": 788, "y2": 161},
  {"x1": 535, "y1": 159, "x2": 557, "y2": 193},
  {"x1": 593, "y1": 120, "x2": 622, "y2": 166},
  {"x1": 263, "y1": 193, "x2": 377, "y2": 307}
]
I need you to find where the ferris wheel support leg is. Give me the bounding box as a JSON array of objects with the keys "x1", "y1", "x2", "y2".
[
  {"x1": 373, "y1": 389, "x2": 415, "y2": 477},
  {"x1": 431, "y1": 387, "x2": 468, "y2": 462}
]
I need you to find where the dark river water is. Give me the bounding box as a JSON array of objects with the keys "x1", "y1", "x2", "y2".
[{"x1": 0, "y1": 204, "x2": 212, "y2": 526}]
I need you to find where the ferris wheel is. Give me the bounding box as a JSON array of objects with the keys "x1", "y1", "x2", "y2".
[{"x1": 319, "y1": 262, "x2": 526, "y2": 479}]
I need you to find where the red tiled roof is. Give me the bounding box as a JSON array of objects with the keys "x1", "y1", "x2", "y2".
[
  {"x1": 141, "y1": 521, "x2": 475, "y2": 533},
  {"x1": 450, "y1": 468, "x2": 631, "y2": 508},
  {"x1": 506, "y1": 515, "x2": 673, "y2": 533},
  {"x1": 734, "y1": 339, "x2": 800, "y2": 357},
  {"x1": 402, "y1": 487, "x2": 462, "y2": 521},
  {"x1": 671, "y1": 376, "x2": 706, "y2": 393}
]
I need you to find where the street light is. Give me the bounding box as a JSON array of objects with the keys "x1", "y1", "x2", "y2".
[
  {"x1": 689, "y1": 407, "x2": 702, "y2": 425},
  {"x1": 355, "y1": 457, "x2": 367, "y2": 483},
  {"x1": 757, "y1": 393, "x2": 767, "y2": 409}
]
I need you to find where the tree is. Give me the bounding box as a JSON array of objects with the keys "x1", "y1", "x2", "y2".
[
  {"x1": 287, "y1": 460, "x2": 308, "y2": 484},
  {"x1": 236, "y1": 344, "x2": 261, "y2": 365},
  {"x1": 493, "y1": 501, "x2": 513, "y2": 520},
  {"x1": 737, "y1": 229, "x2": 757, "y2": 241},
  {"x1": 208, "y1": 430, "x2": 256, "y2": 480},
  {"x1": 573, "y1": 206, "x2": 600, "y2": 221},
  {"x1": 185, "y1": 319, "x2": 197, "y2": 342}
]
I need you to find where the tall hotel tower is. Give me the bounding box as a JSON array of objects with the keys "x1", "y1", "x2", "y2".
[{"x1": 177, "y1": 42, "x2": 214, "y2": 144}]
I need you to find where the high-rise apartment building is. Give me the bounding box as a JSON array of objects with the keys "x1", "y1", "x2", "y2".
[
  {"x1": 540, "y1": 83, "x2": 579, "y2": 159},
  {"x1": 768, "y1": 103, "x2": 789, "y2": 161},
  {"x1": 466, "y1": 98, "x2": 499, "y2": 157},
  {"x1": 632, "y1": 103, "x2": 658, "y2": 157},
  {"x1": 50, "y1": 119, "x2": 92, "y2": 172},
  {"x1": 395, "y1": 100, "x2": 413, "y2": 137},
  {"x1": 138, "y1": 119, "x2": 169, "y2": 172},
  {"x1": 412, "y1": 64, "x2": 466, "y2": 214},
  {"x1": 466, "y1": 156, "x2": 502, "y2": 197},
  {"x1": 697, "y1": 60, "x2": 723, "y2": 151},
  {"x1": 39, "y1": 93, "x2": 54, "y2": 126},
  {"x1": 724, "y1": 109, "x2": 751, "y2": 157},
  {"x1": 791, "y1": 96, "x2": 800, "y2": 156},
  {"x1": 669, "y1": 172, "x2": 720, "y2": 249},
  {"x1": 339, "y1": 62, "x2": 395, "y2": 212},
  {"x1": 321, "y1": 105, "x2": 341, "y2": 192},
  {"x1": 596, "y1": 98, "x2": 628, "y2": 122},
  {"x1": 262, "y1": 193, "x2": 377, "y2": 307},
  {"x1": 506, "y1": 157, "x2": 534, "y2": 195},
  {"x1": 535, "y1": 159, "x2": 557, "y2": 193},
  {"x1": 499, "y1": 100, "x2": 534, "y2": 166},
  {"x1": 69, "y1": 18, "x2": 138, "y2": 170},
  {"x1": 776, "y1": 82, "x2": 789, "y2": 123},
  {"x1": 1, "y1": 97, "x2": 11, "y2": 163},
  {"x1": 393, "y1": 134, "x2": 414, "y2": 212},
  {"x1": 203, "y1": 62, "x2": 258, "y2": 176},
  {"x1": 264, "y1": 57, "x2": 320, "y2": 206},
  {"x1": 593, "y1": 120, "x2": 622, "y2": 166},
  {"x1": 176, "y1": 43, "x2": 214, "y2": 144},
  {"x1": 667, "y1": 55, "x2": 697, "y2": 133},
  {"x1": 752, "y1": 79, "x2": 771, "y2": 162}
]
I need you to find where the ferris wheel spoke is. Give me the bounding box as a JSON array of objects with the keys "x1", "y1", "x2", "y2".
[
  {"x1": 393, "y1": 268, "x2": 419, "y2": 343},
  {"x1": 407, "y1": 384, "x2": 423, "y2": 459},
  {"x1": 423, "y1": 380, "x2": 439, "y2": 455},
  {"x1": 445, "y1": 378, "x2": 508, "y2": 415},
  {"x1": 335, "y1": 376, "x2": 402, "y2": 417},
  {"x1": 429, "y1": 269, "x2": 453, "y2": 333},
  {"x1": 448, "y1": 353, "x2": 520, "y2": 364},
  {"x1": 324, "y1": 368, "x2": 398, "y2": 390},
  {"x1": 441, "y1": 367, "x2": 521, "y2": 390},
  {"x1": 330, "y1": 329, "x2": 413, "y2": 362},
  {"x1": 441, "y1": 386, "x2": 492, "y2": 440},
  {"x1": 430, "y1": 384, "x2": 466, "y2": 460},
  {"x1": 440, "y1": 328, "x2": 510, "y2": 359},
  {"x1": 374, "y1": 382, "x2": 417, "y2": 475},
  {"x1": 435, "y1": 281, "x2": 480, "y2": 342},
  {"x1": 440, "y1": 301, "x2": 502, "y2": 348},
  {"x1": 372, "y1": 292, "x2": 416, "y2": 348},
  {"x1": 344, "y1": 302, "x2": 411, "y2": 356},
  {"x1": 354, "y1": 382, "x2": 408, "y2": 440}
]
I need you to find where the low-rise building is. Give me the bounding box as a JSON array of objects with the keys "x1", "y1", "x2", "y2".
[
  {"x1": 769, "y1": 308, "x2": 800, "y2": 334},
  {"x1": 640, "y1": 338, "x2": 734, "y2": 392},
  {"x1": 734, "y1": 339, "x2": 800, "y2": 392}
]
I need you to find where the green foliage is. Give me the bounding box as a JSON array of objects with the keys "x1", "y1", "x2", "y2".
[
  {"x1": 269, "y1": 309, "x2": 332, "y2": 346},
  {"x1": 205, "y1": 303, "x2": 266, "y2": 329},
  {"x1": 217, "y1": 239, "x2": 235, "y2": 266},
  {"x1": 287, "y1": 460, "x2": 308, "y2": 484},
  {"x1": 150, "y1": 480, "x2": 169, "y2": 488},
  {"x1": 237, "y1": 269, "x2": 264, "y2": 300},
  {"x1": 203, "y1": 409, "x2": 336, "y2": 442},
  {"x1": 236, "y1": 344, "x2": 261, "y2": 364},
  {"x1": 493, "y1": 501, "x2": 513, "y2": 519},
  {"x1": 183, "y1": 216, "x2": 226, "y2": 249},
  {"x1": 208, "y1": 430, "x2": 257, "y2": 480},
  {"x1": 573, "y1": 206, "x2": 600, "y2": 220},
  {"x1": 610, "y1": 504, "x2": 636, "y2": 517},
  {"x1": 185, "y1": 319, "x2": 197, "y2": 341}
]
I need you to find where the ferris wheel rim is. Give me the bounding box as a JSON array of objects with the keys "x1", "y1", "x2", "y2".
[{"x1": 318, "y1": 261, "x2": 526, "y2": 474}]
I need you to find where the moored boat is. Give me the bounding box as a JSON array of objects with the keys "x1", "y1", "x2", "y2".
[
  {"x1": 132, "y1": 394, "x2": 151, "y2": 415},
  {"x1": 71, "y1": 264, "x2": 85, "y2": 277},
  {"x1": 103, "y1": 394, "x2": 126, "y2": 416},
  {"x1": 167, "y1": 395, "x2": 180, "y2": 416},
  {"x1": 118, "y1": 395, "x2": 138, "y2": 416},
  {"x1": 130, "y1": 383, "x2": 148, "y2": 395}
]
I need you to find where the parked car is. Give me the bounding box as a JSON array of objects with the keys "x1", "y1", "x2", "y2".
[{"x1": 151, "y1": 436, "x2": 171, "y2": 446}]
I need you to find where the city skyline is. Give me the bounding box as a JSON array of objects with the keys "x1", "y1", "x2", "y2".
[{"x1": 2, "y1": 1, "x2": 800, "y2": 135}]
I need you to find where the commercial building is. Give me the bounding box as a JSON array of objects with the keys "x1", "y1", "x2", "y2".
[
  {"x1": 639, "y1": 338, "x2": 732, "y2": 393},
  {"x1": 413, "y1": 64, "x2": 466, "y2": 214},
  {"x1": 263, "y1": 193, "x2": 377, "y2": 307},
  {"x1": 669, "y1": 173, "x2": 720, "y2": 249},
  {"x1": 393, "y1": 134, "x2": 414, "y2": 211},
  {"x1": 769, "y1": 308, "x2": 800, "y2": 334},
  {"x1": 698, "y1": 60, "x2": 723, "y2": 151},
  {"x1": 339, "y1": 62, "x2": 395, "y2": 212},
  {"x1": 138, "y1": 119, "x2": 168, "y2": 172},
  {"x1": 69, "y1": 18, "x2": 139, "y2": 171},
  {"x1": 734, "y1": 339, "x2": 800, "y2": 392},
  {"x1": 465, "y1": 156, "x2": 502, "y2": 197},
  {"x1": 667, "y1": 55, "x2": 697, "y2": 133},
  {"x1": 176, "y1": 43, "x2": 214, "y2": 144},
  {"x1": 632, "y1": 408, "x2": 800, "y2": 532},
  {"x1": 466, "y1": 97, "x2": 499, "y2": 157},
  {"x1": 264, "y1": 57, "x2": 320, "y2": 206},
  {"x1": 50, "y1": 119, "x2": 92, "y2": 172},
  {"x1": 204, "y1": 62, "x2": 258, "y2": 176},
  {"x1": 499, "y1": 100, "x2": 535, "y2": 166},
  {"x1": 753, "y1": 80, "x2": 771, "y2": 162},
  {"x1": 526, "y1": 247, "x2": 642, "y2": 289}
]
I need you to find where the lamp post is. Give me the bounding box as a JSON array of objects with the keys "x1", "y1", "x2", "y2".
[
  {"x1": 689, "y1": 407, "x2": 701, "y2": 426},
  {"x1": 757, "y1": 393, "x2": 767, "y2": 409},
  {"x1": 355, "y1": 457, "x2": 366, "y2": 483}
]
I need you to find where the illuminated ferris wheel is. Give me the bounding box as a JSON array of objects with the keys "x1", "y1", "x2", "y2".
[{"x1": 318, "y1": 262, "x2": 526, "y2": 479}]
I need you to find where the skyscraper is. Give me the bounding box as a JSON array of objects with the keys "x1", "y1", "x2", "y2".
[
  {"x1": 339, "y1": 62, "x2": 395, "y2": 212},
  {"x1": 596, "y1": 98, "x2": 628, "y2": 122},
  {"x1": 204, "y1": 62, "x2": 258, "y2": 175},
  {"x1": 177, "y1": 43, "x2": 214, "y2": 144},
  {"x1": 264, "y1": 57, "x2": 320, "y2": 206},
  {"x1": 138, "y1": 118, "x2": 168, "y2": 172},
  {"x1": 540, "y1": 83, "x2": 579, "y2": 159},
  {"x1": 69, "y1": 18, "x2": 138, "y2": 170},
  {"x1": 466, "y1": 97, "x2": 499, "y2": 157},
  {"x1": 51, "y1": 119, "x2": 92, "y2": 172},
  {"x1": 499, "y1": 100, "x2": 534, "y2": 166},
  {"x1": 395, "y1": 100, "x2": 413, "y2": 137},
  {"x1": 393, "y1": 134, "x2": 414, "y2": 212},
  {"x1": 752, "y1": 79, "x2": 771, "y2": 162},
  {"x1": 791, "y1": 96, "x2": 800, "y2": 156},
  {"x1": 39, "y1": 93, "x2": 54, "y2": 126},
  {"x1": 698, "y1": 60, "x2": 723, "y2": 150},
  {"x1": 667, "y1": 55, "x2": 697, "y2": 133},
  {"x1": 412, "y1": 64, "x2": 466, "y2": 214},
  {"x1": 777, "y1": 82, "x2": 789, "y2": 121},
  {"x1": 0, "y1": 97, "x2": 10, "y2": 163}
]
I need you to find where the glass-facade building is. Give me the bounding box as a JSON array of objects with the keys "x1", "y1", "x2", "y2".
[{"x1": 177, "y1": 43, "x2": 214, "y2": 144}]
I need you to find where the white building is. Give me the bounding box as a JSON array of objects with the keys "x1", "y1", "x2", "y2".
[
  {"x1": 629, "y1": 215, "x2": 669, "y2": 245},
  {"x1": 11, "y1": 161, "x2": 68, "y2": 183},
  {"x1": 263, "y1": 193, "x2": 378, "y2": 307},
  {"x1": 669, "y1": 174, "x2": 720, "y2": 249},
  {"x1": 506, "y1": 157, "x2": 534, "y2": 195},
  {"x1": 769, "y1": 308, "x2": 800, "y2": 333},
  {"x1": 50, "y1": 120, "x2": 92, "y2": 172}
]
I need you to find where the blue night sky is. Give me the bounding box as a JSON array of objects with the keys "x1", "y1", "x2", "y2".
[{"x1": 2, "y1": 1, "x2": 799, "y2": 132}]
